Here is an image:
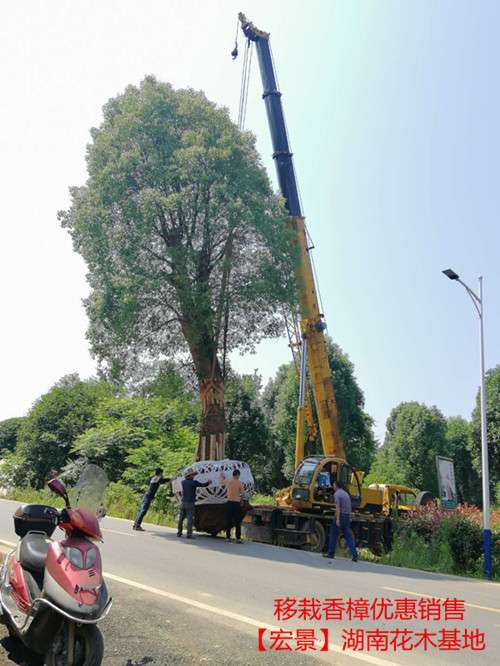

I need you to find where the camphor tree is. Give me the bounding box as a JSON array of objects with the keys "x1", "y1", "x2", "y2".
[{"x1": 60, "y1": 77, "x2": 296, "y2": 460}]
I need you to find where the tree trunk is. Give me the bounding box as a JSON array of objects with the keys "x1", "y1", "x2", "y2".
[
  {"x1": 197, "y1": 375, "x2": 225, "y2": 460},
  {"x1": 180, "y1": 317, "x2": 226, "y2": 461}
]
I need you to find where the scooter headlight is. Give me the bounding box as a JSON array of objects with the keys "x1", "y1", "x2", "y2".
[{"x1": 64, "y1": 547, "x2": 84, "y2": 569}]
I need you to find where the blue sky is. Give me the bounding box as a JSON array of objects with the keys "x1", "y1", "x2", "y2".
[{"x1": 0, "y1": 1, "x2": 498, "y2": 442}]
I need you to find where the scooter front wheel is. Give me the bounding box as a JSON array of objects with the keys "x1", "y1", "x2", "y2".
[{"x1": 45, "y1": 622, "x2": 104, "y2": 666}]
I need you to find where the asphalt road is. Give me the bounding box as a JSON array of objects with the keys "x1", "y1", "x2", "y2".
[{"x1": 0, "y1": 498, "x2": 497, "y2": 665}]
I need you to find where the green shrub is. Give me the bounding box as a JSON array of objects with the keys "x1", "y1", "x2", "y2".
[
  {"x1": 6, "y1": 486, "x2": 65, "y2": 508},
  {"x1": 5, "y1": 482, "x2": 180, "y2": 528},
  {"x1": 384, "y1": 529, "x2": 454, "y2": 573},
  {"x1": 251, "y1": 492, "x2": 276, "y2": 506},
  {"x1": 447, "y1": 516, "x2": 483, "y2": 572}
]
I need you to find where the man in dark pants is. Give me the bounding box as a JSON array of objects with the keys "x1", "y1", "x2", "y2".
[
  {"x1": 220, "y1": 469, "x2": 244, "y2": 543},
  {"x1": 323, "y1": 480, "x2": 358, "y2": 561},
  {"x1": 177, "y1": 469, "x2": 211, "y2": 539},
  {"x1": 133, "y1": 468, "x2": 170, "y2": 531}
]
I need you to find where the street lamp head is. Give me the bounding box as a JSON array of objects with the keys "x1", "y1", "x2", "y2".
[{"x1": 443, "y1": 268, "x2": 460, "y2": 280}]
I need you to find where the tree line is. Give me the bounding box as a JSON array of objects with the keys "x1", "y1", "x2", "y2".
[{"x1": 0, "y1": 354, "x2": 498, "y2": 504}]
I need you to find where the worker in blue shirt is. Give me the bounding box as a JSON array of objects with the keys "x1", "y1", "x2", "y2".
[
  {"x1": 177, "y1": 469, "x2": 211, "y2": 539},
  {"x1": 323, "y1": 480, "x2": 359, "y2": 561}
]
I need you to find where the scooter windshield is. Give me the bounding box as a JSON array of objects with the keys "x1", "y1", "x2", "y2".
[{"x1": 73, "y1": 464, "x2": 108, "y2": 515}]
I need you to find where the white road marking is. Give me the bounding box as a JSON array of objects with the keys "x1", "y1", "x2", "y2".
[
  {"x1": 383, "y1": 587, "x2": 500, "y2": 614},
  {"x1": 106, "y1": 571, "x2": 402, "y2": 665}
]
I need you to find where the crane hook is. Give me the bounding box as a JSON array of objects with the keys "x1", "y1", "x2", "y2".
[{"x1": 231, "y1": 15, "x2": 239, "y2": 59}]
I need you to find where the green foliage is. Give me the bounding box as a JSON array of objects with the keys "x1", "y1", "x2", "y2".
[
  {"x1": 225, "y1": 372, "x2": 273, "y2": 492},
  {"x1": 446, "y1": 517, "x2": 483, "y2": 572},
  {"x1": 140, "y1": 361, "x2": 199, "y2": 428},
  {"x1": 123, "y1": 432, "x2": 195, "y2": 490},
  {"x1": 382, "y1": 531, "x2": 454, "y2": 574},
  {"x1": 71, "y1": 395, "x2": 196, "y2": 485},
  {"x1": 59, "y1": 76, "x2": 297, "y2": 383},
  {"x1": 261, "y1": 364, "x2": 294, "y2": 490},
  {"x1": 6, "y1": 485, "x2": 66, "y2": 509},
  {"x1": 251, "y1": 492, "x2": 276, "y2": 506},
  {"x1": 262, "y1": 340, "x2": 376, "y2": 484},
  {"x1": 0, "y1": 417, "x2": 26, "y2": 454},
  {"x1": 471, "y1": 365, "x2": 500, "y2": 498},
  {"x1": 364, "y1": 448, "x2": 407, "y2": 486},
  {"x1": 389, "y1": 505, "x2": 498, "y2": 577},
  {"x1": 0, "y1": 451, "x2": 24, "y2": 488},
  {"x1": 445, "y1": 416, "x2": 480, "y2": 504},
  {"x1": 327, "y1": 343, "x2": 376, "y2": 471},
  {"x1": 104, "y1": 482, "x2": 138, "y2": 520},
  {"x1": 105, "y1": 481, "x2": 180, "y2": 525},
  {"x1": 381, "y1": 402, "x2": 447, "y2": 495},
  {"x1": 265, "y1": 363, "x2": 301, "y2": 482},
  {"x1": 17, "y1": 375, "x2": 115, "y2": 488}
]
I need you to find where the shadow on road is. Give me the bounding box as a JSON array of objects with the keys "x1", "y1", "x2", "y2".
[
  {"x1": 146, "y1": 528, "x2": 492, "y2": 588},
  {"x1": 0, "y1": 634, "x2": 42, "y2": 666}
]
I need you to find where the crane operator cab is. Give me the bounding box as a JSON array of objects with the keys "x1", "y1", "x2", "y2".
[{"x1": 290, "y1": 456, "x2": 362, "y2": 511}]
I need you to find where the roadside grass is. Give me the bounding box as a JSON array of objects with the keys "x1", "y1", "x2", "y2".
[
  {"x1": 358, "y1": 525, "x2": 499, "y2": 582},
  {"x1": 250, "y1": 492, "x2": 276, "y2": 506},
  {"x1": 5, "y1": 484, "x2": 179, "y2": 528},
  {"x1": 3, "y1": 485, "x2": 276, "y2": 530}
]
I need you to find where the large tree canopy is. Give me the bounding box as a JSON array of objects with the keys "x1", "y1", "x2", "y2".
[
  {"x1": 378, "y1": 401, "x2": 448, "y2": 495},
  {"x1": 59, "y1": 77, "x2": 296, "y2": 459}
]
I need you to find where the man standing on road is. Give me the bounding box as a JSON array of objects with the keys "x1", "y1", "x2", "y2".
[
  {"x1": 323, "y1": 480, "x2": 359, "y2": 561},
  {"x1": 220, "y1": 469, "x2": 245, "y2": 543},
  {"x1": 133, "y1": 467, "x2": 170, "y2": 531},
  {"x1": 177, "y1": 469, "x2": 211, "y2": 539}
]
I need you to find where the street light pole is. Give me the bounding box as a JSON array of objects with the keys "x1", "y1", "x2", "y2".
[
  {"x1": 477, "y1": 277, "x2": 492, "y2": 580},
  {"x1": 442, "y1": 269, "x2": 492, "y2": 579}
]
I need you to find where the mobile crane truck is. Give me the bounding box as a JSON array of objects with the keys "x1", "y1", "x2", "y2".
[{"x1": 237, "y1": 13, "x2": 433, "y2": 554}]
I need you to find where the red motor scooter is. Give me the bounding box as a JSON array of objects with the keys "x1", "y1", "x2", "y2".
[{"x1": 0, "y1": 464, "x2": 112, "y2": 665}]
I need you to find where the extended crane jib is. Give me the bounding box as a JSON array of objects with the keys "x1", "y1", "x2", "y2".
[{"x1": 238, "y1": 13, "x2": 302, "y2": 217}]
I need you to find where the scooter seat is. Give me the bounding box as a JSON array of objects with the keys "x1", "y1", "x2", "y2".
[{"x1": 19, "y1": 533, "x2": 50, "y2": 573}]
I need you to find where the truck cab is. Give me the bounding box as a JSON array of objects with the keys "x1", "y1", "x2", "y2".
[
  {"x1": 368, "y1": 483, "x2": 418, "y2": 516},
  {"x1": 290, "y1": 456, "x2": 362, "y2": 510}
]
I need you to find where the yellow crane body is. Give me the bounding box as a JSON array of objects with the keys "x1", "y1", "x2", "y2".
[{"x1": 291, "y1": 216, "x2": 345, "y2": 466}]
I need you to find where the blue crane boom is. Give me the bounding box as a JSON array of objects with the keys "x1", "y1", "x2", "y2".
[{"x1": 239, "y1": 14, "x2": 302, "y2": 217}]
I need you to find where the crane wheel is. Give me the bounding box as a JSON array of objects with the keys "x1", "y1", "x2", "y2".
[{"x1": 304, "y1": 519, "x2": 326, "y2": 552}]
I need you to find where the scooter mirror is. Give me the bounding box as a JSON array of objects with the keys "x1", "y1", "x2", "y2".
[{"x1": 48, "y1": 478, "x2": 70, "y2": 506}]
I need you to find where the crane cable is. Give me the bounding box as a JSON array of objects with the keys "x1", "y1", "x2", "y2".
[
  {"x1": 237, "y1": 37, "x2": 253, "y2": 130},
  {"x1": 217, "y1": 27, "x2": 254, "y2": 380}
]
